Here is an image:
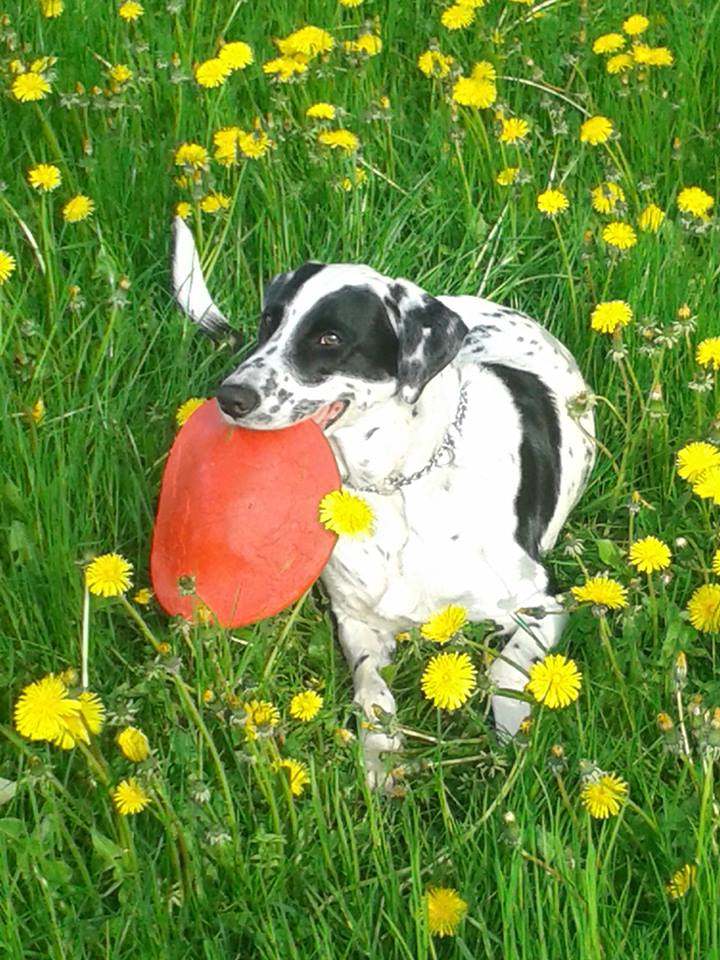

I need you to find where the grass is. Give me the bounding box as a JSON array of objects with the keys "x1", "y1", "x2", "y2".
[{"x1": 1, "y1": 0, "x2": 720, "y2": 956}]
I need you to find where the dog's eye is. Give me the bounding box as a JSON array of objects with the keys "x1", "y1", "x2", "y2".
[{"x1": 318, "y1": 332, "x2": 341, "y2": 347}]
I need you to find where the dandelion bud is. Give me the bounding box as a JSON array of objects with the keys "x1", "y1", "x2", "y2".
[
  {"x1": 547, "y1": 743, "x2": 567, "y2": 774},
  {"x1": 647, "y1": 383, "x2": 667, "y2": 420},
  {"x1": 501, "y1": 810, "x2": 521, "y2": 847},
  {"x1": 711, "y1": 707, "x2": 720, "y2": 730},
  {"x1": 157, "y1": 641, "x2": 171, "y2": 655},
  {"x1": 656, "y1": 712, "x2": 674, "y2": 733},
  {"x1": 672, "y1": 136, "x2": 681, "y2": 151},
  {"x1": 202, "y1": 688, "x2": 215, "y2": 704},
  {"x1": 673, "y1": 651, "x2": 688, "y2": 690},
  {"x1": 518, "y1": 718, "x2": 533, "y2": 736},
  {"x1": 677, "y1": 304, "x2": 691, "y2": 320}
]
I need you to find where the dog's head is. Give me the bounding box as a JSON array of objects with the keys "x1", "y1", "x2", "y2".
[{"x1": 171, "y1": 218, "x2": 468, "y2": 432}]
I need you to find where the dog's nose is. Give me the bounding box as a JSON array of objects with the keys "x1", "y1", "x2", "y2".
[{"x1": 216, "y1": 383, "x2": 260, "y2": 419}]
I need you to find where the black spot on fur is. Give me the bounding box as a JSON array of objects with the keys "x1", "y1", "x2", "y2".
[
  {"x1": 290, "y1": 285, "x2": 399, "y2": 384},
  {"x1": 258, "y1": 261, "x2": 327, "y2": 344},
  {"x1": 487, "y1": 363, "x2": 562, "y2": 560}
]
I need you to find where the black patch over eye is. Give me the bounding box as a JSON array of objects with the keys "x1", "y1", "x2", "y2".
[{"x1": 318, "y1": 332, "x2": 341, "y2": 347}]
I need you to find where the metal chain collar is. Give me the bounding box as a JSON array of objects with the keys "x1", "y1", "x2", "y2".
[{"x1": 348, "y1": 384, "x2": 470, "y2": 495}]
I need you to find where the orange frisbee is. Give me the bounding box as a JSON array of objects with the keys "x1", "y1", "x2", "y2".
[{"x1": 150, "y1": 399, "x2": 340, "y2": 626}]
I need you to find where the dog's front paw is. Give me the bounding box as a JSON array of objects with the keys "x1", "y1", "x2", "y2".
[{"x1": 360, "y1": 726, "x2": 404, "y2": 791}]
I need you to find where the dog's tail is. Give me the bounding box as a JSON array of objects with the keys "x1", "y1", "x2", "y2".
[{"x1": 170, "y1": 217, "x2": 243, "y2": 349}]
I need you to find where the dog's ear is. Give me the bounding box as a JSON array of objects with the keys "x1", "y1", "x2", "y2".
[
  {"x1": 170, "y1": 217, "x2": 237, "y2": 343},
  {"x1": 388, "y1": 280, "x2": 468, "y2": 404}
]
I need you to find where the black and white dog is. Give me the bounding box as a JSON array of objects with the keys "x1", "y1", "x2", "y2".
[{"x1": 171, "y1": 219, "x2": 595, "y2": 785}]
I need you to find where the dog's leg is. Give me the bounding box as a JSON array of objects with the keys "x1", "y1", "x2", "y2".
[
  {"x1": 488, "y1": 595, "x2": 567, "y2": 738},
  {"x1": 336, "y1": 617, "x2": 402, "y2": 788}
]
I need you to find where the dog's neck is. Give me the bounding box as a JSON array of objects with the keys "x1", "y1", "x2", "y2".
[{"x1": 327, "y1": 366, "x2": 463, "y2": 493}]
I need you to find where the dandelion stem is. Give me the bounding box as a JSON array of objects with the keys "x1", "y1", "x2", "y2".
[
  {"x1": 262, "y1": 588, "x2": 310, "y2": 682},
  {"x1": 81, "y1": 582, "x2": 90, "y2": 690}
]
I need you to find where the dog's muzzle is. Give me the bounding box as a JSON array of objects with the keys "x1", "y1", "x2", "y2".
[{"x1": 216, "y1": 383, "x2": 260, "y2": 420}]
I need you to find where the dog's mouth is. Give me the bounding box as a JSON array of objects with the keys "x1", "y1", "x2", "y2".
[{"x1": 310, "y1": 400, "x2": 349, "y2": 431}]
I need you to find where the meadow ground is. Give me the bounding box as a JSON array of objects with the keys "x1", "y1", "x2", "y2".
[{"x1": 1, "y1": 0, "x2": 720, "y2": 957}]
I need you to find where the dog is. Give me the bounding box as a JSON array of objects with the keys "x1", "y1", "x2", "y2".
[{"x1": 170, "y1": 218, "x2": 596, "y2": 785}]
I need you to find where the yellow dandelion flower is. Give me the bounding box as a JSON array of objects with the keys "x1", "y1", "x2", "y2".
[
  {"x1": 306, "y1": 102, "x2": 336, "y2": 120},
  {"x1": 499, "y1": 117, "x2": 529, "y2": 144},
  {"x1": 133, "y1": 587, "x2": 153, "y2": 605},
  {"x1": 591, "y1": 181, "x2": 625, "y2": 214},
  {"x1": 276, "y1": 26, "x2": 334, "y2": 58},
  {"x1": 28, "y1": 163, "x2": 61, "y2": 192},
  {"x1": 340, "y1": 166, "x2": 368, "y2": 191},
  {"x1": 217, "y1": 41, "x2": 253, "y2": 71},
  {"x1": 31, "y1": 399, "x2": 45, "y2": 423},
  {"x1": 421, "y1": 651, "x2": 477, "y2": 711},
  {"x1": 275, "y1": 758, "x2": 311, "y2": 797},
  {"x1": 677, "y1": 187, "x2": 714, "y2": 220},
  {"x1": 0, "y1": 250, "x2": 17, "y2": 285},
  {"x1": 580, "y1": 115, "x2": 614, "y2": 145},
  {"x1": 537, "y1": 188, "x2": 569, "y2": 217},
  {"x1": 262, "y1": 55, "x2": 309, "y2": 81},
  {"x1": 319, "y1": 489, "x2": 374, "y2": 537},
  {"x1": 590, "y1": 300, "x2": 633, "y2": 334},
  {"x1": 194, "y1": 57, "x2": 231, "y2": 89},
  {"x1": 638, "y1": 203, "x2": 665, "y2": 232},
  {"x1": 118, "y1": 1, "x2": 143, "y2": 20},
  {"x1": 712, "y1": 550, "x2": 720, "y2": 576},
  {"x1": 85, "y1": 553, "x2": 133, "y2": 597},
  {"x1": 426, "y1": 887, "x2": 468, "y2": 938},
  {"x1": 344, "y1": 34, "x2": 382, "y2": 56},
  {"x1": 687, "y1": 583, "x2": 720, "y2": 632},
  {"x1": 62, "y1": 195, "x2": 94, "y2": 223},
  {"x1": 244, "y1": 699, "x2": 280, "y2": 729},
  {"x1": 623, "y1": 14, "x2": 649, "y2": 36},
  {"x1": 471, "y1": 61, "x2": 497, "y2": 82},
  {"x1": 213, "y1": 126, "x2": 244, "y2": 165},
  {"x1": 417, "y1": 50, "x2": 454, "y2": 79},
  {"x1": 176, "y1": 397, "x2": 206, "y2": 426},
  {"x1": 496, "y1": 166, "x2": 519, "y2": 186},
  {"x1": 629, "y1": 536, "x2": 672, "y2": 573},
  {"x1": 451, "y1": 76, "x2": 497, "y2": 108},
  {"x1": 200, "y1": 192, "x2": 231, "y2": 213},
  {"x1": 592, "y1": 33, "x2": 625, "y2": 54},
  {"x1": 420, "y1": 604, "x2": 468, "y2": 644},
  {"x1": 14, "y1": 675, "x2": 82, "y2": 743},
  {"x1": 571, "y1": 576, "x2": 628, "y2": 609},
  {"x1": 175, "y1": 201, "x2": 191, "y2": 220},
  {"x1": 526, "y1": 653, "x2": 582, "y2": 709},
  {"x1": 112, "y1": 778, "x2": 151, "y2": 814},
  {"x1": 174, "y1": 142, "x2": 209, "y2": 169},
  {"x1": 667, "y1": 864, "x2": 697, "y2": 899},
  {"x1": 676, "y1": 442, "x2": 720, "y2": 481},
  {"x1": 696, "y1": 338, "x2": 720, "y2": 370},
  {"x1": 340, "y1": 0, "x2": 364, "y2": 6},
  {"x1": 12, "y1": 72, "x2": 51, "y2": 102},
  {"x1": 117, "y1": 726, "x2": 150, "y2": 762},
  {"x1": 52, "y1": 690, "x2": 105, "y2": 749},
  {"x1": 602, "y1": 221, "x2": 637, "y2": 250},
  {"x1": 317, "y1": 129, "x2": 359, "y2": 152},
  {"x1": 607, "y1": 52, "x2": 634, "y2": 74},
  {"x1": 109, "y1": 64, "x2": 132, "y2": 85},
  {"x1": 692, "y1": 466, "x2": 720, "y2": 505},
  {"x1": 581, "y1": 773, "x2": 628, "y2": 818},
  {"x1": 289, "y1": 690, "x2": 323, "y2": 721},
  {"x1": 441, "y1": 4, "x2": 475, "y2": 30},
  {"x1": 40, "y1": 0, "x2": 64, "y2": 16},
  {"x1": 238, "y1": 129, "x2": 272, "y2": 159},
  {"x1": 633, "y1": 45, "x2": 674, "y2": 66}
]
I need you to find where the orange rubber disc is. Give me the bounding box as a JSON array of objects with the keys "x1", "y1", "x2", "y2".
[{"x1": 150, "y1": 400, "x2": 339, "y2": 626}]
